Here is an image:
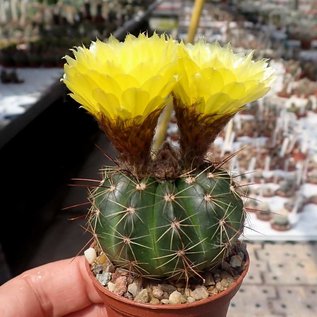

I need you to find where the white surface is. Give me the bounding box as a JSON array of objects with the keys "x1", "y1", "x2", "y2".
[
  {"x1": 243, "y1": 204, "x2": 317, "y2": 241},
  {"x1": 299, "y1": 50, "x2": 317, "y2": 61},
  {"x1": 241, "y1": 181, "x2": 317, "y2": 241},
  {"x1": 0, "y1": 68, "x2": 63, "y2": 120}
]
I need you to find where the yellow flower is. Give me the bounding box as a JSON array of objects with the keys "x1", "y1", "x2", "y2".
[
  {"x1": 173, "y1": 41, "x2": 274, "y2": 167},
  {"x1": 62, "y1": 33, "x2": 178, "y2": 123},
  {"x1": 174, "y1": 41, "x2": 274, "y2": 118},
  {"x1": 62, "y1": 33, "x2": 180, "y2": 174}
]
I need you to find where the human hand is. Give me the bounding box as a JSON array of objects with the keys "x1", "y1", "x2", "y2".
[{"x1": 0, "y1": 256, "x2": 108, "y2": 317}]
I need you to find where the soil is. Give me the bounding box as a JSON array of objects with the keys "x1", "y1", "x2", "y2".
[{"x1": 87, "y1": 242, "x2": 248, "y2": 305}]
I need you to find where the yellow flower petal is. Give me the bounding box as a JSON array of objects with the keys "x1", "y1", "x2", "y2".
[
  {"x1": 92, "y1": 89, "x2": 117, "y2": 119},
  {"x1": 222, "y1": 82, "x2": 246, "y2": 100},
  {"x1": 62, "y1": 33, "x2": 179, "y2": 123},
  {"x1": 174, "y1": 41, "x2": 274, "y2": 118},
  {"x1": 122, "y1": 88, "x2": 150, "y2": 117}
]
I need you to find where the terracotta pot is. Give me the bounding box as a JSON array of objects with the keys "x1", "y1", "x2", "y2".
[
  {"x1": 292, "y1": 150, "x2": 306, "y2": 162},
  {"x1": 308, "y1": 195, "x2": 317, "y2": 204},
  {"x1": 271, "y1": 223, "x2": 291, "y2": 232},
  {"x1": 85, "y1": 252, "x2": 250, "y2": 317},
  {"x1": 274, "y1": 190, "x2": 295, "y2": 198},
  {"x1": 256, "y1": 210, "x2": 272, "y2": 221}
]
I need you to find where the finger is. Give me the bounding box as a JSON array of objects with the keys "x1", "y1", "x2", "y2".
[
  {"x1": 64, "y1": 304, "x2": 108, "y2": 317},
  {"x1": 0, "y1": 256, "x2": 106, "y2": 317}
]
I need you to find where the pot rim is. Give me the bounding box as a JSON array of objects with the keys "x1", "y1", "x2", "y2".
[{"x1": 86, "y1": 250, "x2": 250, "y2": 310}]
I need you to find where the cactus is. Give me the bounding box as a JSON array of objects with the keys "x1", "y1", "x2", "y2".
[
  {"x1": 89, "y1": 164, "x2": 244, "y2": 279},
  {"x1": 62, "y1": 33, "x2": 273, "y2": 281}
]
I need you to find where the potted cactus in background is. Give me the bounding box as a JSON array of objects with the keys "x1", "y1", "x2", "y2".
[{"x1": 62, "y1": 33, "x2": 273, "y2": 317}]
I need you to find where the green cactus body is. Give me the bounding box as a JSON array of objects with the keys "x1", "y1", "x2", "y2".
[{"x1": 90, "y1": 166, "x2": 245, "y2": 279}]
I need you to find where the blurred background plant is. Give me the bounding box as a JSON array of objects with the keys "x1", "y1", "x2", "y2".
[{"x1": 0, "y1": 0, "x2": 154, "y2": 67}]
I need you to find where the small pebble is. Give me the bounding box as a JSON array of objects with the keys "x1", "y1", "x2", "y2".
[
  {"x1": 216, "y1": 281, "x2": 225, "y2": 292},
  {"x1": 128, "y1": 282, "x2": 140, "y2": 298},
  {"x1": 84, "y1": 247, "x2": 97, "y2": 264},
  {"x1": 124, "y1": 291, "x2": 133, "y2": 300},
  {"x1": 92, "y1": 264, "x2": 104, "y2": 275},
  {"x1": 208, "y1": 286, "x2": 219, "y2": 295},
  {"x1": 164, "y1": 291, "x2": 171, "y2": 299},
  {"x1": 134, "y1": 289, "x2": 149, "y2": 303},
  {"x1": 169, "y1": 291, "x2": 183, "y2": 304},
  {"x1": 106, "y1": 262, "x2": 116, "y2": 273},
  {"x1": 220, "y1": 273, "x2": 234, "y2": 288},
  {"x1": 161, "y1": 299, "x2": 170, "y2": 305},
  {"x1": 150, "y1": 297, "x2": 160, "y2": 305},
  {"x1": 230, "y1": 255, "x2": 243, "y2": 268},
  {"x1": 152, "y1": 286, "x2": 164, "y2": 299},
  {"x1": 112, "y1": 269, "x2": 129, "y2": 281},
  {"x1": 204, "y1": 273, "x2": 215, "y2": 286},
  {"x1": 190, "y1": 286, "x2": 209, "y2": 300},
  {"x1": 96, "y1": 272, "x2": 112, "y2": 286},
  {"x1": 113, "y1": 276, "x2": 128, "y2": 295},
  {"x1": 96, "y1": 253, "x2": 107, "y2": 265},
  {"x1": 184, "y1": 288, "x2": 191, "y2": 297},
  {"x1": 160, "y1": 284, "x2": 177, "y2": 293},
  {"x1": 108, "y1": 281, "x2": 116, "y2": 292},
  {"x1": 187, "y1": 296, "x2": 196, "y2": 303}
]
